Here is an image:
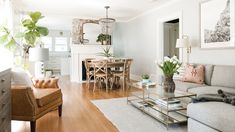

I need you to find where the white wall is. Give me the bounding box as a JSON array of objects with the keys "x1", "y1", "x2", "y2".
[{"x1": 113, "y1": 0, "x2": 235, "y2": 80}]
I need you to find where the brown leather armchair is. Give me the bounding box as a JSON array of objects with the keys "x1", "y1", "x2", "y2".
[{"x1": 11, "y1": 79, "x2": 63, "y2": 132}]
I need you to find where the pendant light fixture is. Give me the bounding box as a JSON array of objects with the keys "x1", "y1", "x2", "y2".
[{"x1": 99, "y1": 6, "x2": 115, "y2": 35}]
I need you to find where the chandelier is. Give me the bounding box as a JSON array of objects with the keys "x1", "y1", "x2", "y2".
[{"x1": 99, "y1": 6, "x2": 116, "y2": 35}]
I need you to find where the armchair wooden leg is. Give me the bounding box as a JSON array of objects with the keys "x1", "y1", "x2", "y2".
[
  {"x1": 58, "y1": 105, "x2": 63, "y2": 117},
  {"x1": 30, "y1": 121, "x2": 36, "y2": 132}
]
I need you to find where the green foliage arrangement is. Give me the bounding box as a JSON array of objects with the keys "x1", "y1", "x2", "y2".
[
  {"x1": 0, "y1": 11, "x2": 49, "y2": 51},
  {"x1": 0, "y1": 27, "x2": 17, "y2": 50},
  {"x1": 20, "y1": 11, "x2": 49, "y2": 46},
  {"x1": 158, "y1": 56, "x2": 182, "y2": 77},
  {"x1": 98, "y1": 46, "x2": 113, "y2": 57},
  {"x1": 96, "y1": 33, "x2": 111, "y2": 45},
  {"x1": 141, "y1": 74, "x2": 150, "y2": 80}
]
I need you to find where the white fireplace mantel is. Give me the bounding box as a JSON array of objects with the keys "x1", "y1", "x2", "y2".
[{"x1": 70, "y1": 44, "x2": 113, "y2": 83}]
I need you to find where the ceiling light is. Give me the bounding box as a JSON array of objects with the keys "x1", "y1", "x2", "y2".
[{"x1": 99, "y1": 6, "x2": 115, "y2": 35}]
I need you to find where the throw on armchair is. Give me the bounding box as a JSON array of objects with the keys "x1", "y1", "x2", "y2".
[{"x1": 11, "y1": 69, "x2": 63, "y2": 132}]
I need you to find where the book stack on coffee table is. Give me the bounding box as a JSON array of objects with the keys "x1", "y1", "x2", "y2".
[{"x1": 155, "y1": 99, "x2": 182, "y2": 110}]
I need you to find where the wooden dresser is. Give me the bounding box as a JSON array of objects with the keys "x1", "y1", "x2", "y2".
[{"x1": 0, "y1": 69, "x2": 11, "y2": 132}]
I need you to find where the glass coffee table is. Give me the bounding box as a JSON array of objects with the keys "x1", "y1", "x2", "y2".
[{"x1": 127, "y1": 81, "x2": 196, "y2": 129}]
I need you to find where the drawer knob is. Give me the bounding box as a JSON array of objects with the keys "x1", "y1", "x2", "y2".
[
  {"x1": 2, "y1": 103, "x2": 5, "y2": 108},
  {"x1": 1, "y1": 79, "x2": 5, "y2": 82},
  {"x1": 2, "y1": 90, "x2": 6, "y2": 94}
]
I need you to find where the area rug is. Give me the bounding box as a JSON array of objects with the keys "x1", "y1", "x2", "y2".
[{"x1": 92, "y1": 98, "x2": 187, "y2": 132}]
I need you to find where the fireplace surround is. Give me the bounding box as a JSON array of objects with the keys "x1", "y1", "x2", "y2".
[{"x1": 70, "y1": 44, "x2": 113, "y2": 83}]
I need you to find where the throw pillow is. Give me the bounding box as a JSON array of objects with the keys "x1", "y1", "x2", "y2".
[
  {"x1": 182, "y1": 64, "x2": 205, "y2": 84},
  {"x1": 11, "y1": 67, "x2": 34, "y2": 87},
  {"x1": 33, "y1": 78, "x2": 59, "y2": 88}
]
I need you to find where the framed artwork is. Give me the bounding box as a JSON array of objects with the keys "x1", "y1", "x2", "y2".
[{"x1": 200, "y1": 0, "x2": 235, "y2": 48}]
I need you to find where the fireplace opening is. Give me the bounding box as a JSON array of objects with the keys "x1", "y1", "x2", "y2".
[{"x1": 82, "y1": 61, "x2": 94, "y2": 81}]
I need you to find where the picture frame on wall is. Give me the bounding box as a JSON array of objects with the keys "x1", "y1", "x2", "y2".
[{"x1": 200, "y1": 0, "x2": 235, "y2": 48}]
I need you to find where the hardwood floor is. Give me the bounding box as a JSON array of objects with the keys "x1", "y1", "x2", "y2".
[{"x1": 12, "y1": 76, "x2": 135, "y2": 132}]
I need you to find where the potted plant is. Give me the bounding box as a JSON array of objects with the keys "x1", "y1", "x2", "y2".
[
  {"x1": 141, "y1": 74, "x2": 150, "y2": 83},
  {"x1": 0, "y1": 11, "x2": 49, "y2": 68},
  {"x1": 97, "y1": 46, "x2": 113, "y2": 59},
  {"x1": 18, "y1": 11, "x2": 49, "y2": 52},
  {"x1": 96, "y1": 33, "x2": 111, "y2": 45},
  {"x1": 158, "y1": 56, "x2": 181, "y2": 93}
]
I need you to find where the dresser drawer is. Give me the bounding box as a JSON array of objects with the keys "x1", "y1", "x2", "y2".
[
  {"x1": 0, "y1": 86, "x2": 10, "y2": 100},
  {"x1": 0, "y1": 102, "x2": 10, "y2": 129},
  {"x1": 0, "y1": 112, "x2": 11, "y2": 132},
  {"x1": 0, "y1": 69, "x2": 11, "y2": 132},
  {"x1": 0, "y1": 73, "x2": 11, "y2": 91},
  {"x1": 0, "y1": 93, "x2": 10, "y2": 114}
]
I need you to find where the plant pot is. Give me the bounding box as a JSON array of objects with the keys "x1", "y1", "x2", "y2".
[
  {"x1": 142, "y1": 79, "x2": 150, "y2": 83},
  {"x1": 163, "y1": 75, "x2": 175, "y2": 93},
  {"x1": 103, "y1": 40, "x2": 107, "y2": 45}
]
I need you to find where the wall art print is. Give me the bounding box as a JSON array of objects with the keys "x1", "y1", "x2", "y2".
[{"x1": 200, "y1": 0, "x2": 235, "y2": 48}]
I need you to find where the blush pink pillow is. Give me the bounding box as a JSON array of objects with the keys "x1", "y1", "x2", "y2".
[{"x1": 182, "y1": 64, "x2": 205, "y2": 84}]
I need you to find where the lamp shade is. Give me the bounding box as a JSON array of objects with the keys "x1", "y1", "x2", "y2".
[
  {"x1": 29, "y1": 48, "x2": 49, "y2": 62},
  {"x1": 176, "y1": 38, "x2": 190, "y2": 48}
]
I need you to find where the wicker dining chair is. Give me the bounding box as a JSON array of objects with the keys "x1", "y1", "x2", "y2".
[
  {"x1": 110, "y1": 62, "x2": 125, "y2": 90},
  {"x1": 92, "y1": 60, "x2": 111, "y2": 92},
  {"x1": 111, "y1": 59, "x2": 133, "y2": 90},
  {"x1": 84, "y1": 58, "x2": 95, "y2": 88}
]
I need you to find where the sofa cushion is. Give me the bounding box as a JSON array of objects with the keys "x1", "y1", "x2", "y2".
[
  {"x1": 187, "y1": 102, "x2": 235, "y2": 132},
  {"x1": 33, "y1": 88, "x2": 62, "y2": 107},
  {"x1": 175, "y1": 80, "x2": 204, "y2": 92},
  {"x1": 188, "y1": 86, "x2": 235, "y2": 95},
  {"x1": 204, "y1": 64, "x2": 214, "y2": 86},
  {"x1": 211, "y1": 65, "x2": 235, "y2": 88}
]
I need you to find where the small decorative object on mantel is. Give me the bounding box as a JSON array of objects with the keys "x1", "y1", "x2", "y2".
[
  {"x1": 96, "y1": 33, "x2": 111, "y2": 45},
  {"x1": 141, "y1": 74, "x2": 150, "y2": 83},
  {"x1": 158, "y1": 56, "x2": 181, "y2": 93}
]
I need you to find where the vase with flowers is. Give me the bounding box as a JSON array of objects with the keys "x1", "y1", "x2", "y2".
[{"x1": 158, "y1": 56, "x2": 181, "y2": 93}]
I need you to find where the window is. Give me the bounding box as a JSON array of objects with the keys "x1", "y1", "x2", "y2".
[
  {"x1": 55, "y1": 37, "x2": 68, "y2": 52},
  {"x1": 41, "y1": 37, "x2": 53, "y2": 51}
]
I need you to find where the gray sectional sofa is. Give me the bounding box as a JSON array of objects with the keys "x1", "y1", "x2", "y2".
[{"x1": 175, "y1": 65, "x2": 235, "y2": 132}]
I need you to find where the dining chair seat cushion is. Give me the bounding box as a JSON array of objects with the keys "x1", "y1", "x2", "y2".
[
  {"x1": 33, "y1": 88, "x2": 62, "y2": 107},
  {"x1": 95, "y1": 73, "x2": 110, "y2": 77},
  {"x1": 112, "y1": 73, "x2": 124, "y2": 77},
  {"x1": 111, "y1": 70, "x2": 123, "y2": 74}
]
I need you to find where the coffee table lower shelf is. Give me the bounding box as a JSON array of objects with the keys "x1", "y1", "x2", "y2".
[{"x1": 127, "y1": 98, "x2": 188, "y2": 129}]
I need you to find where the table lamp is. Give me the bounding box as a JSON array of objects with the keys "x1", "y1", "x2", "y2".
[
  {"x1": 176, "y1": 35, "x2": 191, "y2": 53},
  {"x1": 29, "y1": 48, "x2": 49, "y2": 78}
]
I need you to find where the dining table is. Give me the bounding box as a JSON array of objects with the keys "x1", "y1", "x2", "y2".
[{"x1": 87, "y1": 58, "x2": 132, "y2": 91}]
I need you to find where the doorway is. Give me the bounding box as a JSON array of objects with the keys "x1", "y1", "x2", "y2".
[{"x1": 163, "y1": 19, "x2": 179, "y2": 58}]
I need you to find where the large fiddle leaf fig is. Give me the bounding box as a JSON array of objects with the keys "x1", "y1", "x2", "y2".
[
  {"x1": 21, "y1": 11, "x2": 49, "y2": 46},
  {"x1": 0, "y1": 27, "x2": 17, "y2": 50},
  {"x1": 0, "y1": 11, "x2": 49, "y2": 51}
]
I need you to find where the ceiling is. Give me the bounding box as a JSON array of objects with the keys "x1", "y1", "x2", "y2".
[{"x1": 15, "y1": 0, "x2": 174, "y2": 30}]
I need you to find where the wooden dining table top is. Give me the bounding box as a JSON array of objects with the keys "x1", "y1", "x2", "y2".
[{"x1": 88, "y1": 58, "x2": 127, "y2": 67}]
